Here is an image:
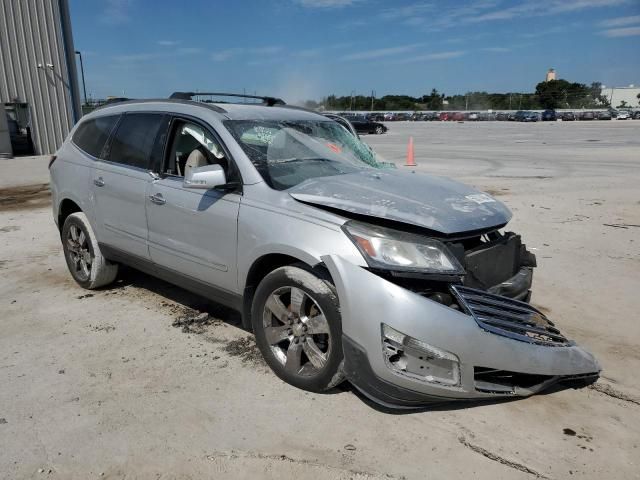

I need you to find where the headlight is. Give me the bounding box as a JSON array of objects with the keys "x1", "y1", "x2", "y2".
[{"x1": 343, "y1": 221, "x2": 464, "y2": 274}]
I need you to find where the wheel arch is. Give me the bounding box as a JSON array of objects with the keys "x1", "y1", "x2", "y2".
[
  {"x1": 241, "y1": 252, "x2": 334, "y2": 331},
  {"x1": 57, "y1": 198, "x2": 82, "y2": 232}
]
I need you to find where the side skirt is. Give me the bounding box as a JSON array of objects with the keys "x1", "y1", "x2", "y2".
[{"x1": 99, "y1": 243, "x2": 243, "y2": 312}]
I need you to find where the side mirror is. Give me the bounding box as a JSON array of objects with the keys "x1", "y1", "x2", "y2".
[{"x1": 183, "y1": 164, "x2": 227, "y2": 189}]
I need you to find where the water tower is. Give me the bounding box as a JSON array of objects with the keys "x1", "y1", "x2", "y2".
[{"x1": 545, "y1": 68, "x2": 556, "y2": 82}]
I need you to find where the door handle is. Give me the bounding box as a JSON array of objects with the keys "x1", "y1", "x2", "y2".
[
  {"x1": 93, "y1": 177, "x2": 105, "y2": 187},
  {"x1": 149, "y1": 193, "x2": 166, "y2": 205}
]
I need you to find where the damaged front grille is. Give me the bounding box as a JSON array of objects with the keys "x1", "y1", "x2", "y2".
[
  {"x1": 450, "y1": 285, "x2": 570, "y2": 346},
  {"x1": 474, "y1": 367, "x2": 554, "y2": 393}
]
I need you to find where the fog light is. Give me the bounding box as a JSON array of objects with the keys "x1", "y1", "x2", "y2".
[{"x1": 381, "y1": 324, "x2": 460, "y2": 386}]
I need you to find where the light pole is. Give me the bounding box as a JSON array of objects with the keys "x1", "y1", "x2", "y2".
[{"x1": 75, "y1": 50, "x2": 87, "y2": 106}]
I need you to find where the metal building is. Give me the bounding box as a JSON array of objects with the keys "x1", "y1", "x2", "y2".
[
  {"x1": 0, "y1": 0, "x2": 81, "y2": 155},
  {"x1": 600, "y1": 84, "x2": 640, "y2": 110}
]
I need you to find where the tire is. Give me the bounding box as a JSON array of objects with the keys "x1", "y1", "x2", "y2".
[
  {"x1": 61, "y1": 212, "x2": 118, "y2": 289},
  {"x1": 252, "y1": 265, "x2": 345, "y2": 392},
  {"x1": 375, "y1": 125, "x2": 384, "y2": 134}
]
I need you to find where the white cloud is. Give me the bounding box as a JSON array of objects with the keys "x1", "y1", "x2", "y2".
[
  {"x1": 482, "y1": 46, "x2": 511, "y2": 52},
  {"x1": 341, "y1": 44, "x2": 422, "y2": 61},
  {"x1": 392, "y1": 50, "x2": 466, "y2": 64},
  {"x1": 292, "y1": 43, "x2": 354, "y2": 58},
  {"x1": 379, "y1": 2, "x2": 435, "y2": 20},
  {"x1": 114, "y1": 48, "x2": 200, "y2": 62},
  {"x1": 600, "y1": 15, "x2": 640, "y2": 27},
  {"x1": 294, "y1": 0, "x2": 359, "y2": 7},
  {"x1": 211, "y1": 46, "x2": 283, "y2": 62},
  {"x1": 600, "y1": 26, "x2": 640, "y2": 36},
  {"x1": 211, "y1": 48, "x2": 243, "y2": 62},
  {"x1": 102, "y1": 0, "x2": 132, "y2": 25}
]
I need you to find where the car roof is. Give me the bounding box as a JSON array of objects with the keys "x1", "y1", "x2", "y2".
[{"x1": 89, "y1": 99, "x2": 327, "y2": 122}]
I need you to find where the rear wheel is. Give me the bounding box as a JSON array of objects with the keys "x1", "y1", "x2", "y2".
[
  {"x1": 375, "y1": 125, "x2": 384, "y2": 134},
  {"x1": 61, "y1": 212, "x2": 118, "y2": 289},
  {"x1": 252, "y1": 265, "x2": 344, "y2": 392}
]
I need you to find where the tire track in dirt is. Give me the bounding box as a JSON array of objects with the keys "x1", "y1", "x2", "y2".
[
  {"x1": 458, "y1": 436, "x2": 550, "y2": 479},
  {"x1": 0, "y1": 183, "x2": 51, "y2": 211}
]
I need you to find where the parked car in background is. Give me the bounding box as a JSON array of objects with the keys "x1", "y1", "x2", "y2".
[
  {"x1": 467, "y1": 112, "x2": 479, "y2": 121},
  {"x1": 515, "y1": 111, "x2": 538, "y2": 122},
  {"x1": 561, "y1": 112, "x2": 576, "y2": 121},
  {"x1": 383, "y1": 112, "x2": 396, "y2": 121},
  {"x1": 451, "y1": 112, "x2": 466, "y2": 121},
  {"x1": 633, "y1": 111, "x2": 640, "y2": 119},
  {"x1": 496, "y1": 112, "x2": 509, "y2": 121},
  {"x1": 323, "y1": 113, "x2": 359, "y2": 137},
  {"x1": 340, "y1": 113, "x2": 387, "y2": 134},
  {"x1": 367, "y1": 113, "x2": 385, "y2": 122},
  {"x1": 616, "y1": 111, "x2": 630, "y2": 120},
  {"x1": 597, "y1": 111, "x2": 612, "y2": 120},
  {"x1": 50, "y1": 92, "x2": 600, "y2": 407},
  {"x1": 438, "y1": 112, "x2": 450, "y2": 121},
  {"x1": 541, "y1": 110, "x2": 557, "y2": 121},
  {"x1": 580, "y1": 111, "x2": 595, "y2": 120},
  {"x1": 395, "y1": 113, "x2": 411, "y2": 121}
]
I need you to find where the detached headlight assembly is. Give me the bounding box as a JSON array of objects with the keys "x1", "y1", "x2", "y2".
[{"x1": 343, "y1": 221, "x2": 464, "y2": 274}]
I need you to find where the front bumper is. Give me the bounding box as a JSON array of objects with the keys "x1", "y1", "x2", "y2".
[{"x1": 322, "y1": 255, "x2": 600, "y2": 408}]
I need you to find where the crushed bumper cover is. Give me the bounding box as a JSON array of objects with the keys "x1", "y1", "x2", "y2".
[{"x1": 322, "y1": 255, "x2": 601, "y2": 408}]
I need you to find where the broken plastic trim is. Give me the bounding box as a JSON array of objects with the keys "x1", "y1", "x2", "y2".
[
  {"x1": 451, "y1": 285, "x2": 571, "y2": 346},
  {"x1": 381, "y1": 324, "x2": 461, "y2": 387}
]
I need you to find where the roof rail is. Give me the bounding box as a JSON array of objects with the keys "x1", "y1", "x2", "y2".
[
  {"x1": 103, "y1": 97, "x2": 131, "y2": 105},
  {"x1": 169, "y1": 92, "x2": 286, "y2": 106}
]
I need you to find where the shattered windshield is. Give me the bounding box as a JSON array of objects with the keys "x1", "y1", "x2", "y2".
[{"x1": 225, "y1": 120, "x2": 393, "y2": 190}]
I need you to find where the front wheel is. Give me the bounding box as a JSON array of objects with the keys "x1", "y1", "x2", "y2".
[
  {"x1": 252, "y1": 265, "x2": 344, "y2": 392},
  {"x1": 375, "y1": 125, "x2": 384, "y2": 134}
]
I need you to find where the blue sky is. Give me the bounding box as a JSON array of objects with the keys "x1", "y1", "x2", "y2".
[{"x1": 69, "y1": 0, "x2": 640, "y2": 102}]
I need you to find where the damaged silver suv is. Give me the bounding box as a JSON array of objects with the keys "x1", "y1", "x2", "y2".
[{"x1": 50, "y1": 92, "x2": 600, "y2": 408}]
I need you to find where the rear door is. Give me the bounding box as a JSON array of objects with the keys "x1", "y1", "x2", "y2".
[
  {"x1": 92, "y1": 113, "x2": 166, "y2": 260},
  {"x1": 146, "y1": 117, "x2": 241, "y2": 294}
]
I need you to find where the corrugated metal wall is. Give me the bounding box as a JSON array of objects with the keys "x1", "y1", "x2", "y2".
[{"x1": 0, "y1": 0, "x2": 81, "y2": 154}]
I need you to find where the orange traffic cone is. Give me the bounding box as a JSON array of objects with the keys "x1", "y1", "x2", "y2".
[{"x1": 405, "y1": 136, "x2": 416, "y2": 166}]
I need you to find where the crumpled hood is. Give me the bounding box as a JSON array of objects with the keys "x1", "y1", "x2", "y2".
[{"x1": 289, "y1": 169, "x2": 512, "y2": 235}]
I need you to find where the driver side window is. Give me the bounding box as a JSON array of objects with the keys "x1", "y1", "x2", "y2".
[{"x1": 164, "y1": 120, "x2": 228, "y2": 177}]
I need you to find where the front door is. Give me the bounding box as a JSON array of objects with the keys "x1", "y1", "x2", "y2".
[
  {"x1": 92, "y1": 113, "x2": 166, "y2": 260},
  {"x1": 146, "y1": 118, "x2": 240, "y2": 294}
]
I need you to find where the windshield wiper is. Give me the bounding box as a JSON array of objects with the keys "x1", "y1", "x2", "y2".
[{"x1": 269, "y1": 157, "x2": 333, "y2": 165}]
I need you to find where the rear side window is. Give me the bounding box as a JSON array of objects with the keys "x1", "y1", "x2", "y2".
[
  {"x1": 72, "y1": 115, "x2": 119, "y2": 158},
  {"x1": 107, "y1": 113, "x2": 164, "y2": 169}
]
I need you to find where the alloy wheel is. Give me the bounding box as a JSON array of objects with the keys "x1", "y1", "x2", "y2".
[
  {"x1": 262, "y1": 286, "x2": 331, "y2": 376},
  {"x1": 66, "y1": 224, "x2": 93, "y2": 281}
]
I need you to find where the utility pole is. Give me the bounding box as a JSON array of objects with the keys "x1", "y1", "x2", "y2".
[
  {"x1": 75, "y1": 51, "x2": 87, "y2": 106},
  {"x1": 370, "y1": 90, "x2": 375, "y2": 111},
  {"x1": 508, "y1": 93, "x2": 512, "y2": 110},
  {"x1": 465, "y1": 93, "x2": 469, "y2": 111}
]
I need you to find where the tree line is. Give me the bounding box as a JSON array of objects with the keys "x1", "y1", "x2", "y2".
[{"x1": 309, "y1": 80, "x2": 614, "y2": 111}]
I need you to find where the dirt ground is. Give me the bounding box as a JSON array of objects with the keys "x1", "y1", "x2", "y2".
[{"x1": 1, "y1": 120, "x2": 639, "y2": 479}]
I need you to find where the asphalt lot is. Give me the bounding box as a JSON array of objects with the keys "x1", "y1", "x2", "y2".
[{"x1": 1, "y1": 120, "x2": 639, "y2": 479}]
